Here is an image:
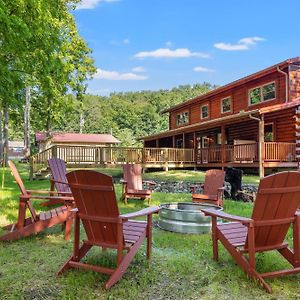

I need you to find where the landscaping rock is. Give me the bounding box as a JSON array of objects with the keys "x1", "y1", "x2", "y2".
[{"x1": 134, "y1": 179, "x2": 258, "y2": 201}]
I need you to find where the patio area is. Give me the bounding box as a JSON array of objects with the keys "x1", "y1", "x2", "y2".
[{"x1": 0, "y1": 163, "x2": 299, "y2": 299}]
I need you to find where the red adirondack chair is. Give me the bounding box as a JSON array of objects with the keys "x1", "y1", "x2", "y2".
[
  {"x1": 0, "y1": 161, "x2": 73, "y2": 241},
  {"x1": 191, "y1": 169, "x2": 225, "y2": 206},
  {"x1": 202, "y1": 171, "x2": 300, "y2": 293},
  {"x1": 42, "y1": 158, "x2": 73, "y2": 207},
  {"x1": 58, "y1": 170, "x2": 159, "y2": 289},
  {"x1": 121, "y1": 164, "x2": 155, "y2": 205}
]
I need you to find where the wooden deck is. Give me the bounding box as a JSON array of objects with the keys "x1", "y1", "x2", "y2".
[{"x1": 29, "y1": 142, "x2": 297, "y2": 179}]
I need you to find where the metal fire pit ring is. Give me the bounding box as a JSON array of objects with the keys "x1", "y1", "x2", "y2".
[{"x1": 158, "y1": 202, "x2": 223, "y2": 234}]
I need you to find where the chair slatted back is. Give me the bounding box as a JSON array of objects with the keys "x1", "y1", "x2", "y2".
[
  {"x1": 66, "y1": 170, "x2": 123, "y2": 247},
  {"x1": 247, "y1": 171, "x2": 300, "y2": 248},
  {"x1": 203, "y1": 169, "x2": 225, "y2": 196},
  {"x1": 8, "y1": 161, "x2": 38, "y2": 221},
  {"x1": 123, "y1": 164, "x2": 143, "y2": 191},
  {"x1": 48, "y1": 158, "x2": 71, "y2": 193}
]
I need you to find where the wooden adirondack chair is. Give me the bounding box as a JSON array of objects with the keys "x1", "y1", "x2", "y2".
[
  {"x1": 0, "y1": 161, "x2": 73, "y2": 241},
  {"x1": 43, "y1": 158, "x2": 73, "y2": 207},
  {"x1": 191, "y1": 169, "x2": 225, "y2": 206},
  {"x1": 202, "y1": 171, "x2": 300, "y2": 293},
  {"x1": 58, "y1": 170, "x2": 159, "y2": 289},
  {"x1": 121, "y1": 164, "x2": 155, "y2": 205}
]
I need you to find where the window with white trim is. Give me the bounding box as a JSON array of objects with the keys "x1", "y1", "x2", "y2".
[
  {"x1": 249, "y1": 82, "x2": 276, "y2": 105},
  {"x1": 201, "y1": 104, "x2": 209, "y2": 119},
  {"x1": 221, "y1": 97, "x2": 231, "y2": 113},
  {"x1": 176, "y1": 111, "x2": 189, "y2": 126}
]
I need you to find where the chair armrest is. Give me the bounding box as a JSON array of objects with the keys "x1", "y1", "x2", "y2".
[
  {"x1": 21, "y1": 194, "x2": 74, "y2": 202},
  {"x1": 201, "y1": 208, "x2": 253, "y2": 224},
  {"x1": 217, "y1": 187, "x2": 225, "y2": 199},
  {"x1": 26, "y1": 189, "x2": 71, "y2": 195},
  {"x1": 121, "y1": 206, "x2": 160, "y2": 220}
]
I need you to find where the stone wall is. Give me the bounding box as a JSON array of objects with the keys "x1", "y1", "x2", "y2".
[{"x1": 135, "y1": 180, "x2": 258, "y2": 201}]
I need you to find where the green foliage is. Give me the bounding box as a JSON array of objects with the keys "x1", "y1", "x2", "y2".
[
  {"x1": 20, "y1": 83, "x2": 213, "y2": 146},
  {"x1": 0, "y1": 0, "x2": 95, "y2": 141}
]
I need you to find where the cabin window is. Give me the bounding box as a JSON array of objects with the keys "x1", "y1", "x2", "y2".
[
  {"x1": 221, "y1": 97, "x2": 231, "y2": 113},
  {"x1": 201, "y1": 104, "x2": 209, "y2": 119},
  {"x1": 264, "y1": 123, "x2": 274, "y2": 142},
  {"x1": 262, "y1": 83, "x2": 276, "y2": 101},
  {"x1": 176, "y1": 112, "x2": 189, "y2": 126},
  {"x1": 249, "y1": 82, "x2": 276, "y2": 105}
]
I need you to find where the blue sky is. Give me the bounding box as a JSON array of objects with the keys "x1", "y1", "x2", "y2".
[{"x1": 73, "y1": 0, "x2": 300, "y2": 96}]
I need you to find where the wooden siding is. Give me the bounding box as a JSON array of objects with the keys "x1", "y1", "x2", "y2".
[
  {"x1": 264, "y1": 107, "x2": 295, "y2": 142},
  {"x1": 169, "y1": 71, "x2": 287, "y2": 130}
]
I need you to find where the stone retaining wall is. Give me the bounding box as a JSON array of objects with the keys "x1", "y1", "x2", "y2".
[{"x1": 142, "y1": 180, "x2": 258, "y2": 201}]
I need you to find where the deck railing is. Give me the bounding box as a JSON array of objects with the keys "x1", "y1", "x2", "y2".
[
  {"x1": 264, "y1": 142, "x2": 296, "y2": 161},
  {"x1": 30, "y1": 145, "x2": 195, "y2": 176},
  {"x1": 29, "y1": 142, "x2": 296, "y2": 178},
  {"x1": 196, "y1": 142, "x2": 296, "y2": 164}
]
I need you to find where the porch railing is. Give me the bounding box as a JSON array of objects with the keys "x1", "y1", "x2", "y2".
[
  {"x1": 264, "y1": 142, "x2": 296, "y2": 162},
  {"x1": 196, "y1": 142, "x2": 296, "y2": 164},
  {"x1": 30, "y1": 145, "x2": 195, "y2": 176}
]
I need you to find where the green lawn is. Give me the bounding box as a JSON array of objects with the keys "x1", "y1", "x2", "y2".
[
  {"x1": 93, "y1": 167, "x2": 260, "y2": 185},
  {"x1": 0, "y1": 163, "x2": 298, "y2": 299}
]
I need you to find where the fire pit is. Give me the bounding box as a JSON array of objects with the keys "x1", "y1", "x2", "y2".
[{"x1": 158, "y1": 202, "x2": 223, "y2": 234}]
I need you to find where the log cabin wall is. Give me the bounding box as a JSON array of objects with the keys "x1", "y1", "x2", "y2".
[
  {"x1": 264, "y1": 107, "x2": 295, "y2": 142},
  {"x1": 226, "y1": 120, "x2": 258, "y2": 144},
  {"x1": 169, "y1": 71, "x2": 287, "y2": 130}
]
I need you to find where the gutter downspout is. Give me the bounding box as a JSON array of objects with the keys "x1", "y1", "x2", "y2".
[
  {"x1": 277, "y1": 66, "x2": 289, "y2": 103},
  {"x1": 249, "y1": 113, "x2": 264, "y2": 178}
]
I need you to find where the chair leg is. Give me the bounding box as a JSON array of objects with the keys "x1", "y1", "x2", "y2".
[
  {"x1": 57, "y1": 243, "x2": 92, "y2": 275},
  {"x1": 146, "y1": 214, "x2": 153, "y2": 259},
  {"x1": 211, "y1": 217, "x2": 218, "y2": 261},
  {"x1": 105, "y1": 232, "x2": 146, "y2": 289}
]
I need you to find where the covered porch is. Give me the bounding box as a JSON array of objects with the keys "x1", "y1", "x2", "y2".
[{"x1": 143, "y1": 101, "x2": 300, "y2": 176}]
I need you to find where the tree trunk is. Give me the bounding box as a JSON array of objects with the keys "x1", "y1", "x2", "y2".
[
  {"x1": 24, "y1": 86, "x2": 31, "y2": 158},
  {"x1": 0, "y1": 109, "x2": 3, "y2": 162},
  {"x1": 3, "y1": 102, "x2": 9, "y2": 166},
  {"x1": 46, "y1": 97, "x2": 52, "y2": 132},
  {"x1": 79, "y1": 112, "x2": 84, "y2": 133}
]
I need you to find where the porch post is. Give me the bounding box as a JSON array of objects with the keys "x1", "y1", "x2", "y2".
[
  {"x1": 172, "y1": 136, "x2": 175, "y2": 148},
  {"x1": 193, "y1": 132, "x2": 197, "y2": 170},
  {"x1": 182, "y1": 133, "x2": 185, "y2": 148},
  {"x1": 156, "y1": 139, "x2": 159, "y2": 148},
  {"x1": 258, "y1": 115, "x2": 265, "y2": 178},
  {"x1": 221, "y1": 125, "x2": 226, "y2": 167}
]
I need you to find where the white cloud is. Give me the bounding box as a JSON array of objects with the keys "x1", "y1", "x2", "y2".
[
  {"x1": 94, "y1": 68, "x2": 148, "y2": 80},
  {"x1": 76, "y1": 0, "x2": 119, "y2": 10},
  {"x1": 134, "y1": 48, "x2": 210, "y2": 59},
  {"x1": 131, "y1": 66, "x2": 146, "y2": 72},
  {"x1": 214, "y1": 36, "x2": 265, "y2": 51},
  {"x1": 193, "y1": 66, "x2": 215, "y2": 73},
  {"x1": 110, "y1": 38, "x2": 130, "y2": 46}
]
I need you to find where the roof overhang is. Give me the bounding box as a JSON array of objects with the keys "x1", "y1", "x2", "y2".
[
  {"x1": 141, "y1": 109, "x2": 260, "y2": 141},
  {"x1": 142, "y1": 98, "x2": 300, "y2": 141}
]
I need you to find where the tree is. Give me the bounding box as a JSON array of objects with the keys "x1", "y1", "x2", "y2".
[{"x1": 0, "y1": 0, "x2": 95, "y2": 163}]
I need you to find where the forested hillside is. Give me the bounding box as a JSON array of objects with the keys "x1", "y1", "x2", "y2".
[{"x1": 9, "y1": 83, "x2": 215, "y2": 147}]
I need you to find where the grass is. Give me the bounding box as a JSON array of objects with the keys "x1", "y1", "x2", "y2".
[
  {"x1": 0, "y1": 163, "x2": 298, "y2": 299},
  {"x1": 93, "y1": 167, "x2": 260, "y2": 185}
]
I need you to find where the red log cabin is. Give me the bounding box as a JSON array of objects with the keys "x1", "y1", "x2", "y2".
[{"x1": 142, "y1": 57, "x2": 300, "y2": 176}]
